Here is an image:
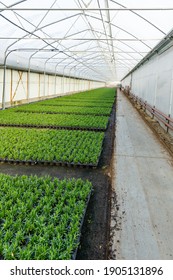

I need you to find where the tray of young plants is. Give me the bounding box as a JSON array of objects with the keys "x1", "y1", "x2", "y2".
[
  {"x1": 0, "y1": 174, "x2": 92, "y2": 260},
  {"x1": 38, "y1": 97, "x2": 115, "y2": 106},
  {"x1": 51, "y1": 87, "x2": 116, "y2": 101},
  {"x1": 0, "y1": 110, "x2": 109, "y2": 131},
  {"x1": 12, "y1": 103, "x2": 112, "y2": 116},
  {"x1": 39, "y1": 101, "x2": 114, "y2": 108},
  {"x1": 41, "y1": 97, "x2": 115, "y2": 104},
  {"x1": 0, "y1": 127, "x2": 105, "y2": 167},
  {"x1": 38, "y1": 97, "x2": 115, "y2": 107},
  {"x1": 38, "y1": 87, "x2": 116, "y2": 106}
]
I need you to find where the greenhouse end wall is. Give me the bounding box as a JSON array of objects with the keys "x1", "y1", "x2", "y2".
[
  {"x1": 0, "y1": 68, "x2": 105, "y2": 108},
  {"x1": 122, "y1": 45, "x2": 173, "y2": 123}
]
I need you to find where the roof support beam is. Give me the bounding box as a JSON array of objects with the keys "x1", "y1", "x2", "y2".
[{"x1": 1, "y1": 8, "x2": 173, "y2": 11}]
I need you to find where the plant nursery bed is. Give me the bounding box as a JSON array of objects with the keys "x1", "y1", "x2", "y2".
[
  {"x1": 0, "y1": 128, "x2": 105, "y2": 165},
  {"x1": 0, "y1": 111, "x2": 109, "y2": 130},
  {"x1": 13, "y1": 102, "x2": 113, "y2": 115},
  {"x1": 0, "y1": 90, "x2": 116, "y2": 260}
]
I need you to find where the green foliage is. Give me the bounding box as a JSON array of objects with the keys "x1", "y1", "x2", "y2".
[
  {"x1": 0, "y1": 111, "x2": 108, "y2": 129},
  {"x1": 13, "y1": 104, "x2": 112, "y2": 115},
  {"x1": 0, "y1": 88, "x2": 114, "y2": 164},
  {"x1": 0, "y1": 87, "x2": 116, "y2": 129},
  {"x1": 0, "y1": 174, "x2": 92, "y2": 260},
  {"x1": 0, "y1": 128, "x2": 104, "y2": 165},
  {"x1": 39, "y1": 87, "x2": 116, "y2": 104}
]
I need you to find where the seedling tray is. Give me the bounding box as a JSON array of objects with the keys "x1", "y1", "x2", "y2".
[
  {"x1": 0, "y1": 158, "x2": 98, "y2": 168},
  {"x1": 72, "y1": 189, "x2": 92, "y2": 260},
  {"x1": 15, "y1": 110, "x2": 110, "y2": 117},
  {"x1": 39, "y1": 103, "x2": 113, "y2": 108},
  {"x1": 0, "y1": 123, "x2": 107, "y2": 132},
  {"x1": 0, "y1": 134, "x2": 105, "y2": 168}
]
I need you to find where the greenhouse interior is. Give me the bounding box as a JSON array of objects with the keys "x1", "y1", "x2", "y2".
[{"x1": 0, "y1": 0, "x2": 173, "y2": 261}]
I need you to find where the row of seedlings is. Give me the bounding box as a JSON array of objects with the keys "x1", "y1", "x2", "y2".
[{"x1": 0, "y1": 87, "x2": 115, "y2": 167}]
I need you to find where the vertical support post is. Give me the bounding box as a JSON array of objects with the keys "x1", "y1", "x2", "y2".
[
  {"x1": 152, "y1": 106, "x2": 155, "y2": 119},
  {"x1": 26, "y1": 68, "x2": 31, "y2": 101},
  {"x1": 48, "y1": 75, "x2": 49, "y2": 96},
  {"x1": 27, "y1": 56, "x2": 32, "y2": 101},
  {"x1": 63, "y1": 75, "x2": 65, "y2": 95},
  {"x1": 27, "y1": 69, "x2": 30, "y2": 101},
  {"x1": 2, "y1": 49, "x2": 17, "y2": 109},
  {"x1": 166, "y1": 115, "x2": 170, "y2": 133},
  {"x1": 61, "y1": 76, "x2": 63, "y2": 95},
  {"x1": 38, "y1": 73, "x2": 40, "y2": 98},
  {"x1": 69, "y1": 76, "x2": 71, "y2": 93},
  {"x1": 43, "y1": 67, "x2": 46, "y2": 97},
  {"x1": 10, "y1": 69, "x2": 13, "y2": 106},
  {"x1": 2, "y1": 63, "x2": 7, "y2": 109},
  {"x1": 26, "y1": 69, "x2": 29, "y2": 101},
  {"x1": 54, "y1": 71, "x2": 57, "y2": 96}
]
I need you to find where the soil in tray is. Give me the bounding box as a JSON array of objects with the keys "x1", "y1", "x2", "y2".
[{"x1": 0, "y1": 97, "x2": 116, "y2": 260}]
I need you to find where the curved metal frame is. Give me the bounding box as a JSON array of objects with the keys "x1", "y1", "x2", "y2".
[{"x1": 0, "y1": 0, "x2": 172, "y2": 87}]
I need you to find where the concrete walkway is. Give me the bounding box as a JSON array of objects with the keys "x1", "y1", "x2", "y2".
[{"x1": 110, "y1": 90, "x2": 173, "y2": 260}]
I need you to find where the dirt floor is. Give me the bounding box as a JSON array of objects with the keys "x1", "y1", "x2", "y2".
[{"x1": 0, "y1": 99, "x2": 116, "y2": 260}]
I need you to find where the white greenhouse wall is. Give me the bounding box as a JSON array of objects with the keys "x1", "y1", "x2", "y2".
[
  {"x1": 122, "y1": 46, "x2": 173, "y2": 119},
  {"x1": 0, "y1": 68, "x2": 105, "y2": 108}
]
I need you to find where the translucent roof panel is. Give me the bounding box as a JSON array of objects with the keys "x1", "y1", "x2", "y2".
[{"x1": 0, "y1": 0, "x2": 173, "y2": 82}]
